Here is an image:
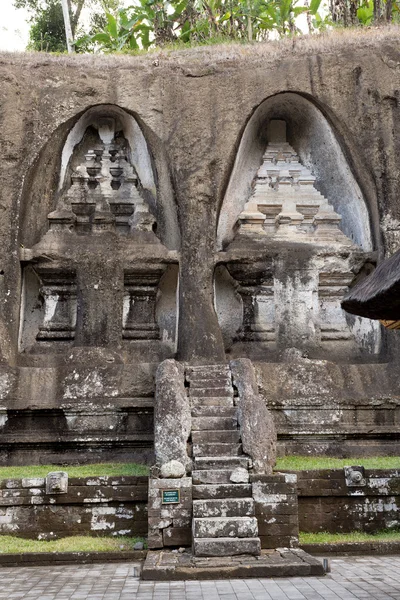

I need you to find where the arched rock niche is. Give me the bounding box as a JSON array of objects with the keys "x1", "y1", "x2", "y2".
[
  {"x1": 215, "y1": 94, "x2": 381, "y2": 361},
  {"x1": 19, "y1": 104, "x2": 179, "y2": 251},
  {"x1": 217, "y1": 92, "x2": 375, "y2": 251},
  {"x1": 18, "y1": 105, "x2": 179, "y2": 357}
]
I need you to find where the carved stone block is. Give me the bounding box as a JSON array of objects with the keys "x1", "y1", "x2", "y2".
[
  {"x1": 36, "y1": 270, "x2": 77, "y2": 341},
  {"x1": 46, "y1": 471, "x2": 68, "y2": 495}
]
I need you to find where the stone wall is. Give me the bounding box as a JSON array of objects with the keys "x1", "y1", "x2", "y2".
[
  {"x1": 1, "y1": 468, "x2": 398, "y2": 540},
  {"x1": 252, "y1": 473, "x2": 299, "y2": 549},
  {"x1": 256, "y1": 360, "x2": 400, "y2": 457},
  {"x1": 293, "y1": 468, "x2": 400, "y2": 533},
  {"x1": 0, "y1": 475, "x2": 148, "y2": 539}
]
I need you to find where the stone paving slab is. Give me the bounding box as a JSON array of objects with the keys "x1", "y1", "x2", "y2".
[
  {"x1": 142, "y1": 548, "x2": 325, "y2": 580},
  {"x1": 0, "y1": 556, "x2": 400, "y2": 598}
]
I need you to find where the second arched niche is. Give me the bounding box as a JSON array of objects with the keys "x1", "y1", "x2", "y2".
[{"x1": 215, "y1": 93, "x2": 381, "y2": 362}]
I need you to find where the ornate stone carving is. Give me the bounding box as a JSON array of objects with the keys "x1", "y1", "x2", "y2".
[
  {"x1": 36, "y1": 269, "x2": 77, "y2": 341},
  {"x1": 236, "y1": 121, "x2": 350, "y2": 244},
  {"x1": 48, "y1": 119, "x2": 155, "y2": 235},
  {"x1": 123, "y1": 267, "x2": 166, "y2": 340},
  {"x1": 227, "y1": 262, "x2": 275, "y2": 344},
  {"x1": 45, "y1": 471, "x2": 68, "y2": 494},
  {"x1": 319, "y1": 272, "x2": 354, "y2": 343}
]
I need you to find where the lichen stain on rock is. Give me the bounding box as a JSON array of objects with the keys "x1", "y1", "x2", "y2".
[
  {"x1": 90, "y1": 506, "x2": 117, "y2": 531},
  {"x1": 63, "y1": 370, "x2": 119, "y2": 400},
  {"x1": 0, "y1": 374, "x2": 12, "y2": 400},
  {"x1": 381, "y1": 213, "x2": 400, "y2": 255}
]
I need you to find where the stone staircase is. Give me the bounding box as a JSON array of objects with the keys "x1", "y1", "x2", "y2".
[{"x1": 187, "y1": 364, "x2": 261, "y2": 557}]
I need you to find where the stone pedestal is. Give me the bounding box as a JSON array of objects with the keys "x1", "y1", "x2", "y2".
[
  {"x1": 227, "y1": 261, "x2": 275, "y2": 344},
  {"x1": 319, "y1": 272, "x2": 354, "y2": 343},
  {"x1": 123, "y1": 267, "x2": 166, "y2": 340},
  {"x1": 36, "y1": 270, "x2": 77, "y2": 341}
]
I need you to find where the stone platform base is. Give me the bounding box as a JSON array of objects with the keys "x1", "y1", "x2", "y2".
[{"x1": 142, "y1": 548, "x2": 325, "y2": 580}]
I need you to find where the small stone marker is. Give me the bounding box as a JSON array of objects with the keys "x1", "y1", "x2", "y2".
[
  {"x1": 46, "y1": 471, "x2": 68, "y2": 495},
  {"x1": 161, "y1": 489, "x2": 180, "y2": 504},
  {"x1": 323, "y1": 558, "x2": 331, "y2": 573},
  {"x1": 344, "y1": 466, "x2": 366, "y2": 487},
  {"x1": 133, "y1": 541, "x2": 144, "y2": 550}
]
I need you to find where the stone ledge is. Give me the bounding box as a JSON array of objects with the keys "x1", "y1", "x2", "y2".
[
  {"x1": 301, "y1": 541, "x2": 400, "y2": 556},
  {"x1": 0, "y1": 551, "x2": 146, "y2": 568},
  {"x1": 141, "y1": 548, "x2": 325, "y2": 580}
]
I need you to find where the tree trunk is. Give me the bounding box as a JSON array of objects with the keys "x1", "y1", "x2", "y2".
[
  {"x1": 304, "y1": 0, "x2": 313, "y2": 34},
  {"x1": 247, "y1": 0, "x2": 253, "y2": 41},
  {"x1": 349, "y1": 0, "x2": 359, "y2": 24},
  {"x1": 373, "y1": 0, "x2": 382, "y2": 22},
  {"x1": 71, "y1": 0, "x2": 85, "y2": 37},
  {"x1": 61, "y1": 0, "x2": 75, "y2": 53},
  {"x1": 386, "y1": 0, "x2": 393, "y2": 21}
]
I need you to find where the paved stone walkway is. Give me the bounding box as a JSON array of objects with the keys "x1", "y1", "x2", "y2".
[{"x1": 0, "y1": 555, "x2": 399, "y2": 599}]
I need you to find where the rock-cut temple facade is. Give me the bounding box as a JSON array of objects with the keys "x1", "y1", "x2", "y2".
[{"x1": 0, "y1": 34, "x2": 399, "y2": 471}]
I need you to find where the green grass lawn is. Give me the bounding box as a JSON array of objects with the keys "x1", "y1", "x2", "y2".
[
  {"x1": 275, "y1": 456, "x2": 400, "y2": 471},
  {"x1": 0, "y1": 462, "x2": 149, "y2": 480},
  {"x1": 0, "y1": 456, "x2": 398, "y2": 481},
  {"x1": 300, "y1": 530, "x2": 400, "y2": 544},
  {"x1": 0, "y1": 535, "x2": 146, "y2": 554}
]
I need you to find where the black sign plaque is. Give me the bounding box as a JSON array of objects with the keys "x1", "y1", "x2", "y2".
[{"x1": 161, "y1": 489, "x2": 180, "y2": 504}]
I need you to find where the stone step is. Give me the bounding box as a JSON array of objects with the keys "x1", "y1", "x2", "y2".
[
  {"x1": 187, "y1": 365, "x2": 230, "y2": 375},
  {"x1": 191, "y1": 416, "x2": 238, "y2": 431},
  {"x1": 193, "y1": 537, "x2": 261, "y2": 557},
  {"x1": 192, "y1": 430, "x2": 241, "y2": 444},
  {"x1": 193, "y1": 498, "x2": 255, "y2": 518},
  {"x1": 189, "y1": 386, "x2": 233, "y2": 398},
  {"x1": 193, "y1": 483, "x2": 253, "y2": 499},
  {"x1": 191, "y1": 406, "x2": 237, "y2": 418},
  {"x1": 192, "y1": 443, "x2": 242, "y2": 457},
  {"x1": 192, "y1": 469, "x2": 235, "y2": 485},
  {"x1": 190, "y1": 397, "x2": 234, "y2": 407},
  {"x1": 189, "y1": 377, "x2": 232, "y2": 389},
  {"x1": 193, "y1": 516, "x2": 259, "y2": 538},
  {"x1": 194, "y1": 457, "x2": 249, "y2": 470}
]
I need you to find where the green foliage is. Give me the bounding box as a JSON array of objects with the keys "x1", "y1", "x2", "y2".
[
  {"x1": 0, "y1": 462, "x2": 149, "y2": 480},
  {"x1": 14, "y1": 0, "x2": 400, "y2": 53},
  {"x1": 0, "y1": 535, "x2": 147, "y2": 553},
  {"x1": 275, "y1": 455, "x2": 400, "y2": 470},
  {"x1": 76, "y1": 0, "x2": 322, "y2": 51},
  {"x1": 76, "y1": 7, "x2": 153, "y2": 51},
  {"x1": 357, "y1": 0, "x2": 374, "y2": 23},
  {"x1": 18, "y1": 0, "x2": 68, "y2": 52}
]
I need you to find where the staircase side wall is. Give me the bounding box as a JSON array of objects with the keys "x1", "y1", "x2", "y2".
[{"x1": 251, "y1": 473, "x2": 299, "y2": 549}]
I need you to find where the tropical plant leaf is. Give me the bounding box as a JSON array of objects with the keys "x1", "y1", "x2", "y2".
[
  {"x1": 129, "y1": 34, "x2": 140, "y2": 48},
  {"x1": 309, "y1": 0, "x2": 322, "y2": 14},
  {"x1": 91, "y1": 32, "x2": 112, "y2": 43},
  {"x1": 173, "y1": 0, "x2": 188, "y2": 17},
  {"x1": 357, "y1": 5, "x2": 373, "y2": 23},
  {"x1": 106, "y1": 12, "x2": 118, "y2": 38},
  {"x1": 292, "y1": 6, "x2": 307, "y2": 16}
]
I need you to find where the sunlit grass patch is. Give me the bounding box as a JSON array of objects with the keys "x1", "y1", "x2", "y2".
[
  {"x1": 0, "y1": 535, "x2": 147, "y2": 554},
  {"x1": 275, "y1": 456, "x2": 400, "y2": 471},
  {"x1": 300, "y1": 530, "x2": 400, "y2": 544},
  {"x1": 0, "y1": 462, "x2": 149, "y2": 481}
]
